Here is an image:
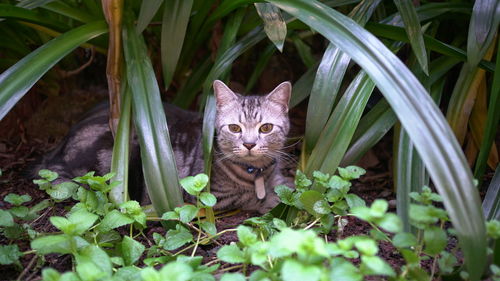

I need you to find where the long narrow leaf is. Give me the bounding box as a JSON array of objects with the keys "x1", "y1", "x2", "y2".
[
  {"x1": 136, "y1": 0, "x2": 163, "y2": 33},
  {"x1": 483, "y1": 165, "x2": 500, "y2": 221},
  {"x1": 268, "y1": 0, "x2": 486, "y2": 278},
  {"x1": 467, "y1": 0, "x2": 500, "y2": 66},
  {"x1": 0, "y1": 3, "x2": 69, "y2": 31},
  {"x1": 0, "y1": 20, "x2": 107, "y2": 120},
  {"x1": 393, "y1": 0, "x2": 428, "y2": 74},
  {"x1": 305, "y1": 0, "x2": 380, "y2": 153},
  {"x1": 306, "y1": 71, "x2": 375, "y2": 178},
  {"x1": 110, "y1": 80, "x2": 132, "y2": 204},
  {"x1": 475, "y1": 37, "x2": 500, "y2": 182},
  {"x1": 161, "y1": 0, "x2": 193, "y2": 89},
  {"x1": 122, "y1": 14, "x2": 183, "y2": 214}
]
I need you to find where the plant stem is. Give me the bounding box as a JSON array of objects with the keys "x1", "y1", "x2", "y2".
[
  {"x1": 304, "y1": 218, "x2": 320, "y2": 230},
  {"x1": 219, "y1": 264, "x2": 244, "y2": 272}
]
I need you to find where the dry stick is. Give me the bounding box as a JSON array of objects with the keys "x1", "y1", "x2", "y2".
[
  {"x1": 59, "y1": 47, "x2": 95, "y2": 78},
  {"x1": 16, "y1": 254, "x2": 38, "y2": 281}
]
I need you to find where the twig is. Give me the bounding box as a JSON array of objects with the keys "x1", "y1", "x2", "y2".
[{"x1": 16, "y1": 254, "x2": 38, "y2": 281}]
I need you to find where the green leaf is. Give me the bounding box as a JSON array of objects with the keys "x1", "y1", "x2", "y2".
[
  {"x1": 162, "y1": 211, "x2": 180, "y2": 221},
  {"x1": 178, "y1": 205, "x2": 199, "y2": 223},
  {"x1": 200, "y1": 192, "x2": 217, "y2": 207},
  {"x1": 38, "y1": 169, "x2": 59, "y2": 181},
  {"x1": 217, "y1": 243, "x2": 246, "y2": 263},
  {"x1": 377, "y1": 213, "x2": 403, "y2": 233},
  {"x1": 268, "y1": 1, "x2": 486, "y2": 277},
  {"x1": 47, "y1": 181, "x2": 79, "y2": 201},
  {"x1": 0, "y1": 21, "x2": 107, "y2": 120},
  {"x1": 180, "y1": 174, "x2": 209, "y2": 196},
  {"x1": 141, "y1": 267, "x2": 161, "y2": 281},
  {"x1": 136, "y1": 0, "x2": 164, "y2": 33},
  {"x1": 0, "y1": 244, "x2": 22, "y2": 265},
  {"x1": 254, "y1": 3, "x2": 286, "y2": 52},
  {"x1": 199, "y1": 221, "x2": 217, "y2": 236},
  {"x1": 120, "y1": 200, "x2": 147, "y2": 228},
  {"x1": 345, "y1": 194, "x2": 365, "y2": 209},
  {"x1": 123, "y1": 14, "x2": 184, "y2": 214},
  {"x1": 370, "y1": 200, "x2": 388, "y2": 218},
  {"x1": 159, "y1": 261, "x2": 193, "y2": 281},
  {"x1": 220, "y1": 273, "x2": 246, "y2": 281},
  {"x1": 299, "y1": 190, "x2": 325, "y2": 217},
  {"x1": 281, "y1": 259, "x2": 321, "y2": 281},
  {"x1": 360, "y1": 255, "x2": 396, "y2": 276},
  {"x1": 31, "y1": 234, "x2": 89, "y2": 255},
  {"x1": 97, "y1": 209, "x2": 134, "y2": 232},
  {"x1": 423, "y1": 226, "x2": 447, "y2": 255},
  {"x1": 4, "y1": 193, "x2": 31, "y2": 205},
  {"x1": 439, "y1": 251, "x2": 458, "y2": 275},
  {"x1": 329, "y1": 258, "x2": 363, "y2": 281},
  {"x1": 0, "y1": 209, "x2": 14, "y2": 227},
  {"x1": 9, "y1": 206, "x2": 29, "y2": 219},
  {"x1": 164, "y1": 225, "x2": 193, "y2": 250},
  {"x1": 275, "y1": 185, "x2": 295, "y2": 205},
  {"x1": 392, "y1": 232, "x2": 417, "y2": 248},
  {"x1": 60, "y1": 209, "x2": 98, "y2": 235},
  {"x1": 354, "y1": 238, "x2": 378, "y2": 256},
  {"x1": 313, "y1": 199, "x2": 331, "y2": 215},
  {"x1": 294, "y1": 170, "x2": 312, "y2": 189},
  {"x1": 466, "y1": 0, "x2": 500, "y2": 66},
  {"x1": 160, "y1": 0, "x2": 193, "y2": 88},
  {"x1": 237, "y1": 225, "x2": 258, "y2": 246},
  {"x1": 120, "y1": 236, "x2": 146, "y2": 266},
  {"x1": 75, "y1": 245, "x2": 112, "y2": 278},
  {"x1": 338, "y1": 166, "x2": 366, "y2": 180},
  {"x1": 394, "y1": 0, "x2": 428, "y2": 74}
]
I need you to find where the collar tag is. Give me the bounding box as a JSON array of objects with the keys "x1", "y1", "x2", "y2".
[{"x1": 255, "y1": 176, "x2": 266, "y2": 199}]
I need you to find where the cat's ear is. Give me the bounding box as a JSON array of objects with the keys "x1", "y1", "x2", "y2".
[
  {"x1": 213, "y1": 80, "x2": 238, "y2": 107},
  {"x1": 266, "y1": 81, "x2": 291, "y2": 112}
]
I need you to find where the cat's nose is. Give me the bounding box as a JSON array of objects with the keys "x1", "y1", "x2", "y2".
[{"x1": 243, "y1": 143, "x2": 256, "y2": 150}]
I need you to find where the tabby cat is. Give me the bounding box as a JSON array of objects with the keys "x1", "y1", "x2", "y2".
[{"x1": 33, "y1": 80, "x2": 293, "y2": 213}]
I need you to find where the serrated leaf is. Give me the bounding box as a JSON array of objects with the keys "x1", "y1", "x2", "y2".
[
  {"x1": 300, "y1": 190, "x2": 325, "y2": 217},
  {"x1": 370, "y1": 199, "x2": 388, "y2": 218},
  {"x1": 39, "y1": 169, "x2": 59, "y2": 181},
  {"x1": 159, "y1": 261, "x2": 193, "y2": 281},
  {"x1": 237, "y1": 225, "x2": 258, "y2": 246},
  {"x1": 329, "y1": 258, "x2": 363, "y2": 281},
  {"x1": 4, "y1": 193, "x2": 31, "y2": 205},
  {"x1": 200, "y1": 192, "x2": 217, "y2": 207},
  {"x1": 424, "y1": 226, "x2": 447, "y2": 255},
  {"x1": 48, "y1": 182, "x2": 79, "y2": 201},
  {"x1": 438, "y1": 251, "x2": 458, "y2": 274},
  {"x1": 9, "y1": 206, "x2": 29, "y2": 219},
  {"x1": 162, "y1": 211, "x2": 180, "y2": 221},
  {"x1": 274, "y1": 185, "x2": 295, "y2": 205},
  {"x1": 180, "y1": 174, "x2": 209, "y2": 195},
  {"x1": 98, "y1": 209, "x2": 134, "y2": 232},
  {"x1": 121, "y1": 236, "x2": 146, "y2": 266},
  {"x1": 217, "y1": 243, "x2": 246, "y2": 263},
  {"x1": 338, "y1": 166, "x2": 366, "y2": 180},
  {"x1": 345, "y1": 194, "x2": 365, "y2": 209},
  {"x1": 377, "y1": 213, "x2": 402, "y2": 233},
  {"x1": 178, "y1": 205, "x2": 198, "y2": 223},
  {"x1": 313, "y1": 199, "x2": 331, "y2": 215},
  {"x1": 281, "y1": 259, "x2": 321, "y2": 281},
  {"x1": 75, "y1": 245, "x2": 112, "y2": 277},
  {"x1": 294, "y1": 170, "x2": 312, "y2": 189},
  {"x1": 0, "y1": 209, "x2": 14, "y2": 227},
  {"x1": 164, "y1": 225, "x2": 193, "y2": 250},
  {"x1": 392, "y1": 232, "x2": 417, "y2": 248},
  {"x1": 199, "y1": 221, "x2": 217, "y2": 236},
  {"x1": 354, "y1": 238, "x2": 378, "y2": 256},
  {"x1": 31, "y1": 234, "x2": 89, "y2": 254},
  {"x1": 361, "y1": 255, "x2": 396, "y2": 276},
  {"x1": 0, "y1": 244, "x2": 22, "y2": 265}
]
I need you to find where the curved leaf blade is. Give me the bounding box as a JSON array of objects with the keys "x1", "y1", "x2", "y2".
[
  {"x1": 268, "y1": 0, "x2": 486, "y2": 278},
  {"x1": 0, "y1": 20, "x2": 108, "y2": 121},
  {"x1": 255, "y1": 3, "x2": 287, "y2": 52}
]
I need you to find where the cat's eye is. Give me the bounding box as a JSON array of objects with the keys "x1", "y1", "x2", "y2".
[
  {"x1": 228, "y1": 124, "x2": 241, "y2": 133},
  {"x1": 259, "y1": 123, "x2": 273, "y2": 133}
]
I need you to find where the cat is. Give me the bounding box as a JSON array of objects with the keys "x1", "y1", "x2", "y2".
[{"x1": 32, "y1": 80, "x2": 293, "y2": 213}]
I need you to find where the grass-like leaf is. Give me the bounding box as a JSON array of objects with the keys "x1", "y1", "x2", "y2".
[
  {"x1": 161, "y1": 0, "x2": 193, "y2": 89},
  {"x1": 0, "y1": 20, "x2": 107, "y2": 121},
  {"x1": 255, "y1": 3, "x2": 286, "y2": 52},
  {"x1": 0, "y1": 3, "x2": 70, "y2": 31},
  {"x1": 393, "y1": 0, "x2": 428, "y2": 74},
  {"x1": 136, "y1": 0, "x2": 163, "y2": 33},
  {"x1": 122, "y1": 13, "x2": 183, "y2": 214},
  {"x1": 482, "y1": 165, "x2": 500, "y2": 220},
  {"x1": 269, "y1": 0, "x2": 486, "y2": 278},
  {"x1": 467, "y1": 0, "x2": 500, "y2": 66}
]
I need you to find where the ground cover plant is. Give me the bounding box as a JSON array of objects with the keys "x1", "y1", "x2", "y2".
[{"x1": 0, "y1": 0, "x2": 499, "y2": 280}]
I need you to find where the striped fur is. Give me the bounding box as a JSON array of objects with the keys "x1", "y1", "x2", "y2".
[{"x1": 32, "y1": 81, "x2": 293, "y2": 213}]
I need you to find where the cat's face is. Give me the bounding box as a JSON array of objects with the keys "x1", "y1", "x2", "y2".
[{"x1": 213, "y1": 81, "x2": 291, "y2": 163}]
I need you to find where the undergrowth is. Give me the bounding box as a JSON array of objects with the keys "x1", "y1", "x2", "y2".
[{"x1": 0, "y1": 167, "x2": 499, "y2": 281}]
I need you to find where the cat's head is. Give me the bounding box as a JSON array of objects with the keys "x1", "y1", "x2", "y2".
[{"x1": 213, "y1": 80, "x2": 291, "y2": 164}]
